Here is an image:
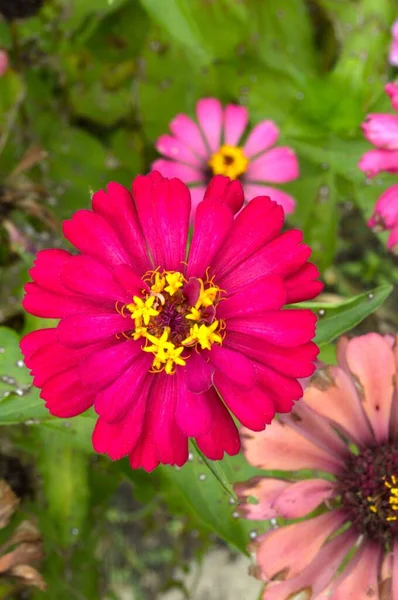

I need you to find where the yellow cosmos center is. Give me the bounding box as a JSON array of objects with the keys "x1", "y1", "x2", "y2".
[
  {"x1": 116, "y1": 269, "x2": 225, "y2": 375},
  {"x1": 208, "y1": 144, "x2": 249, "y2": 180}
]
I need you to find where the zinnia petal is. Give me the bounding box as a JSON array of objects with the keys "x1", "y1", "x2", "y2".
[{"x1": 196, "y1": 97, "x2": 223, "y2": 152}]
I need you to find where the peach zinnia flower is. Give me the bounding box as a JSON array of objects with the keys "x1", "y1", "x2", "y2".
[
  {"x1": 20, "y1": 172, "x2": 321, "y2": 472},
  {"x1": 236, "y1": 333, "x2": 398, "y2": 599},
  {"x1": 153, "y1": 98, "x2": 299, "y2": 214}
]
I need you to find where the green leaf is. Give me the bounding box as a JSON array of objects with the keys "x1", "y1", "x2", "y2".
[
  {"x1": 161, "y1": 449, "x2": 267, "y2": 554},
  {"x1": 37, "y1": 429, "x2": 90, "y2": 547},
  {"x1": 139, "y1": 0, "x2": 248, "y2": 65},
  {"x1": 246, "y1": 0, "x2": 316, "y2": 76},
  {"x1": 302, "y1": 284, "x2": 393, "y2": 346}
]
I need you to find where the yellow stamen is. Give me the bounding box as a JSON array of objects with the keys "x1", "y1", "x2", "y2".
[
  {"x1": 208, "y1": 144, "x2": 249, "y2": 180},
  {"x1": 164, "y1": 272, "x2": 184, "y2": 296},
  {"x1": 151, "y1": 272, "x2": 166, "y2": 294},
  {"x1": 182, "y1": 320, "x2": 223, "y2": 351},
  {"x1": 126, "y1": 295, "x2": 159, "y2": 326}
]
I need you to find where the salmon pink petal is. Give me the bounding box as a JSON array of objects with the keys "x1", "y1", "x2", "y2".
[
  {"x1": 185, "y1": 351, "x2": 214, "y2": 394},
  {"x1": 236, "y1": 477, "x2": 334, "y2": 520},
  {"x1": 203, "y1": 175, "x2": 244, "y2": 213},
  {"x1": 196, "y1": 98, "x2": 223, "y2": 152},
  {"x1": 195, "y1": 390, "x2": 240, "y2": 459},
  {"x1": 176, "y1": 385, "x2": 213, "y2": 437},
  {"x1": 227, "y1": 309, "x2": 317, "y2": 348},
  {"x1": 29, "y1": 249, "x2": 72, "y2": 294},
  {"x1": 63, "y1": 210, "x2": 130, "y2": 267},
  {"x1": 393, "y1": 540, "x2": 398, "y2": 600},
  {"x1": 61, "y1": 255, "x2": 130, "y2": 304},
  {"x1": 215, "y1": 373, "x2": 275, "y2": 430},
  {"x1": 133, "y1": 176, "x2": 191, "y2": 271},
  {"x1": 152, "y1": 159, "x2": 204, "y2": 183},
  {"x1": 148, "y1": 371, "x2": 189, "y2": 466},
  {"x1": 20, "y1": 328, "x2": 57, "y2": 362},
  {"x1": 208, "y1": 346, "x2": 256, "y2": 391},
  {"x1": 57, "y1": 313, "x2": 129, "y2": 348},
  {"x1": 92, "y1": 376, "x2": 152, "y2": 459},
  {"x1": 285, "y1": 262, "x2": 323, "y2": 303},
  {"x1": 223, "y1": 104, "x2": 248, "y2": 146},
  {"x1": 244, "y1": 184, "x2": 296, "y2": 214},
  {"x1": 327, "y1": 542, "x2": 381, "y2": 600},
  {"x1": 212, "y1": 197, "x2": 284, "y2": 280},
  {"x1": 281, "y1": 402, "x2": 348, "y2": 459},
  {"x1": 218, "y1": 230, "x2": 311, "y2": 294},
  {"x1": 247, "y1": 147, "x2": 299, "y2": 183},
  {"x1": 94, "y1": 355, "x2": 152, "y2": 423},
  {"x1": 79, "y1": 339, "x2": 142, "y2": 391},
  {"x1": 256, "y1": 510, "x2": 346, "y2": 580},
  {"x1": 217, "y1": 274, "x2": 286, "y2": 319},
  {"x1": 112, "y1": 264, "x2": 148, "y2": 296},
  {"x1": 241, "y1": 419, "x2": 343, "y2": 473},
  {"x1": 155, "y1": 134, "x2": 203, "y2": 167},
  {"x1": 92, "y1": 182, "x2": 150, "y2": 272},
  {"x1": 226, "y1": 333, "x2": 319, "y2": 378},
  {"x1": 22, "y1": 283, "x2": 106, "y2": 319},
  {"x1": 344, "y1": 333, "x2": 395, "y2": 443},
  {"x1": 304, "y1": 364, "x2": 374, "y2": 446},
  {"x1": 186, "y1": 199, "x2": 234, "y2": 278},
  {"x1": 243, "y1": 120, "x2": 279, "y2": 158},
  {"x1": 169, "y1": 113, "x2": 208, "y2": 158},
  {"x1": 235, "y1": 477, "x2": 289, "y2": 520},
  {"x1": 261, "y1": 529, "x2": 357, "y2": 600}
]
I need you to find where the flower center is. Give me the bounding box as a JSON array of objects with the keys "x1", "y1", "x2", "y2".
[
  {"x1": 208, "y1": 144, "x2": 249, "y2": 180},
  {"x1": 116, "y1": 269, "x2": 225, "y2": 375},
  {"x1": 337, "y1": 443, "x2": 398, "y2": 544}
]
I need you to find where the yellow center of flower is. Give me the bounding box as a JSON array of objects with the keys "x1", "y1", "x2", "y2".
[
  {"x1": 208, "y1": 144, "x2": 249, "y2": 180},
  {"x1": 116, "y1": 269, "x2": 225, "y2": 375},
  {"x1": 366, "y1": 475, "x2": 398, "y2": 522}
]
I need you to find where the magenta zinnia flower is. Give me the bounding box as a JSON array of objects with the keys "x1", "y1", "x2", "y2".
[
  {"x1": 236, "y1": 333, "x2": 398, "y2": 599},
  {"x1": 153, "y1": 98, "x2": 299, "y2": 215},
  {"x1": 20, "y1": 172, "x2": 321, "y2": 471}
]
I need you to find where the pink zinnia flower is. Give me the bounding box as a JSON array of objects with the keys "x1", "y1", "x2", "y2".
[
  {"x1": 153, "y1": 98, "x2": 299, "y2": 215},
  {"x1": 0, "y1": 50, "x2": 8, "y2": 77},
  {"x1": 389, "y1": 20, "x2": 398, "y2": 67},
  {"x1": 20, "y1": 172, "x2": 321, "y2": 472},
  {"x1": 236, "y1": 332, "x2": 398, "y2": 599}
]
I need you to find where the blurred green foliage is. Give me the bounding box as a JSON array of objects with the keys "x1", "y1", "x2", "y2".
[{"x1": 0, "y1": 0, "x2": 397, "y2": 598}]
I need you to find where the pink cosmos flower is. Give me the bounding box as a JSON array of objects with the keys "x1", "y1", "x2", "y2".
[
  {"x1": 152, "y1": 98, "x2": 299, "y2": 215},
  {"x1": 0, "y1": 50, "x2": 8, "y2": 77},
  {"x1": 368, "y1": 184, "x2": 398, "y2": 254},
  {"x1": 20, "y1": 172, "x2": 322, "y2": 472},
  {"x1": 389, "y1": 20, "x2": 398, "y2": 67},
  {"x1": 236, "y1": 332, "x2": 398, "y2": 599}
]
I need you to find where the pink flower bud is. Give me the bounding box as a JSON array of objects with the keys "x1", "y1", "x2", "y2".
[
  {"x1": 362, "y1": 114, "x2": 398, "y2": 150},
  {"x1": 385, "y1": 82, "x2": 398, "y2": 111},
  {"x1": 368, "y1": 184, "x2": 398, "y2": 230},
  {"x1": 358, "y1": 149, "x2": 398, "y2": 178},
  {"x1": 0, "y1": 50, "x2": 9, "y2": 76}
]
